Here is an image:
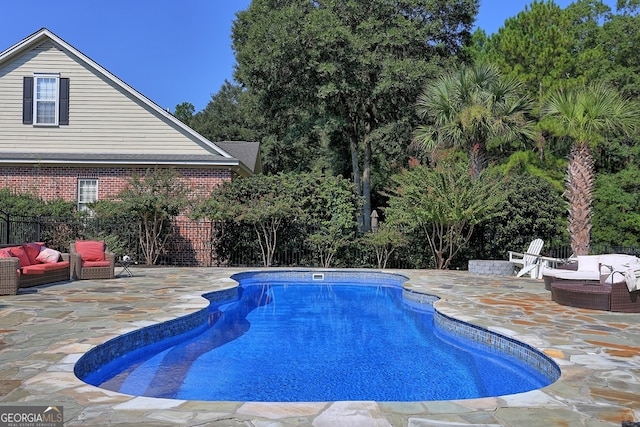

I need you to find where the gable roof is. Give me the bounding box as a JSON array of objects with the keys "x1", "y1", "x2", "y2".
[
  {"x1": 215, "y1": 141, "x2": 263, "y2": 175},
  {"x1": 0, "y1": 28, "x2": 260, "y2": 176}
]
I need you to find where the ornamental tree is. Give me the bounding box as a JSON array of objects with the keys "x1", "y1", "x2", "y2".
[
  {"x1": 117, "y1": 168, "x2": 190, "y2": 265},
  {"x1": 193, "y1": 172, "x2": 360, "y2": 267},
  {"x1": 384, "y1": 162, "x2": 507, "y2": 269}
]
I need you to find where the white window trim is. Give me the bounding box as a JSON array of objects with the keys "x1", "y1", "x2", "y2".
[
  {"x1": 33, "y1": 73, "x2": 60, "y2": 126},
  {"x1": 78, "y1": 178, "x2": 98, "y2": 213}
]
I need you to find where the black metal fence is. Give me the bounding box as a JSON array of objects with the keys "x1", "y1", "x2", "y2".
[
  {"x1": 0, "y1": 212, "x2": 430, "y2": 268},
  {"x1": 1, "y1": 211, "x2": 637, "y2": 268}
]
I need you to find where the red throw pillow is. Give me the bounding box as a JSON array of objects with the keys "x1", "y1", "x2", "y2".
[
  {"x1": 9, "y1": 246, "x2": 32, "y2": 267},
  {"x1": 75, "y1": 240, "x2": 106, "y2": 262},
  {"x1": 23, "y1": 242, "x2": 45, "y2": 264}
]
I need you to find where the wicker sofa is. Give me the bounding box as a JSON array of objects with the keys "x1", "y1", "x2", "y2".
[
  {"x1": 0, "y1": 243, "x2": 70, "y2": 295},
  {"x1": 542, "y1": 254, "x2": 640, "y2": 312}
]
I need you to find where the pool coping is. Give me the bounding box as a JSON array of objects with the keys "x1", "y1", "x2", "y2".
[{"x1": 1, "y1": 267, "x2": 639, "y2": 426}]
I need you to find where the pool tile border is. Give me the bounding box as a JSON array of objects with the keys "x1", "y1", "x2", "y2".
[
  {"x1": 74, "y1": 287, "x2": 239, "y2": 381},
  {"x1": 403, "y1": 287, "x2": 560, "y2": 382},
  {"x1": 432, "y1": 310, "x2": 561, "y2": 382},
  {"x1": 231, "y1": 269, "x2": 409, "y2": 285}
]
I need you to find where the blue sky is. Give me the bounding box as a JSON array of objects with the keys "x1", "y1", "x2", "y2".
[{"x1": 1, "y1": 0, "x2": 617, "y2": 113}]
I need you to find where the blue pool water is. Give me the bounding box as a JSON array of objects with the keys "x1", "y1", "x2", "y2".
[{"x1": 76, "y1": 271, "x2": 558, "y2": 402}]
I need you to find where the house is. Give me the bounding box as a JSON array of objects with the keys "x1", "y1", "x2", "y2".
[{"x1": 0, "y1": 28, "x2": 260, "y2": 265}]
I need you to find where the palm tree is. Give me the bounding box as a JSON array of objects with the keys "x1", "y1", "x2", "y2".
[
  {"x1": 542, "y1": 83, "x2": 640, "y2": 255},
  {"x1": 414, "y1": 63, "x2": 534, "y2": 177}
]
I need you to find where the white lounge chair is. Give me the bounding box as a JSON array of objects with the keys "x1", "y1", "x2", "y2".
[
  {"x1": 508, "y1": 238, "x2": 544, "y2": 278},
  {"x1": 542, "y1": 254, "x2": 640, "y2": 286}
]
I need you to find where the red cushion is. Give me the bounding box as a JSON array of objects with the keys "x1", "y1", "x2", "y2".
[
  {"x1": 0, "y1": 249, "x2": 12, "y2": 259},
  {"x1": 21, "y1": 264, "x2": 48, "y2": 274},
  {"x1": 75, "y1": 240, "x2": 105, "y2": 262},
  {"x1": 38, "y1": 261, "x2": 69, "y2": 271},
  {"x1": 9, "y1": 246, "x2": 32, "y2": 267},
  {"x1": 23, "y1": 242, "x2": 45, "y2": 264},
  {"x1": 82, "y1": 260, "x2": 111, "y2": 268}
]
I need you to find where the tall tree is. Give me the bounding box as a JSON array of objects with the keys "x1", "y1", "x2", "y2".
[
  {"x1": 232, "y1": 0, "x2": 479, "y2": 231},
  {"x1": 413, "y1": 63, "x2": 534, "y2": 176},
  {"x1": 597, "y1": 0, "x2": 640, "y2": 98},
  {"x1": 479, "y1": 0, "x2": 611, "y2": 102},
  {"x1": 593, "y1": 165, "x2": 640, "y2": 249},
  {"x1": 481, "y1": 1, "x2": 575, "y2": 100},
  {"x1": 582, "y1": 0, "x2": 640, "y2": 177},
  {"x1": 190, "y1": 81, "x2": 262, "y2": 143},
  {"x1": 173, "y1": 102, "x2": 195, "y2": 127},
  {"x1": 542, "y1": 83, "x2": 640, "y2": 255}
]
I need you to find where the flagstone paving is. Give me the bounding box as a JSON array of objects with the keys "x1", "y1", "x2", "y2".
[{"x1": 0, "y1": 267, "x2": 639, "y2": 426}]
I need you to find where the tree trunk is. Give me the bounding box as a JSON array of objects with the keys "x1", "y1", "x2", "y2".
[
  {"x1": 362, "y1": 135, "x2": 372, "y2": 232},
  {"x1": 348, "y1": 111, "x2": 373, "y2": 232},
  {"x1": 566, "y1": 141, "x2": 595, "y2": 256},
  {"x1": 468, "y1": 142, "x2": 487, "y2": 178},
  {"x1": 349, "y1": 135, "x2": 365, "y2": 231}
]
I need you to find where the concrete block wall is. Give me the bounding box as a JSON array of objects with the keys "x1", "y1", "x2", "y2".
[{"x1": 468, "y1": 260, "x2": 515, "y2": 276}]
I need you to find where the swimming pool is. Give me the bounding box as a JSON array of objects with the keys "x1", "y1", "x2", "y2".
[{"x1": 75, "y1": 270, "x2": 559, "y2": 401}]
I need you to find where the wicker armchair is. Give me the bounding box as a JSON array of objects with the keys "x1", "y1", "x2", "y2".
[{"x1": 70, "y1": 240, "x2": 115, "y2": 280}]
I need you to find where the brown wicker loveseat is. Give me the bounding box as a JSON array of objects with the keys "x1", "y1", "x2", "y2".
[{"x1": 0, "y1": 243, "x2": 70, "y2": 295}]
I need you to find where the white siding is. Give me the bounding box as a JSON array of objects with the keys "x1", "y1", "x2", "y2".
[{"x1": 0, "y1": 40, "x2": 220, "y2": 156}]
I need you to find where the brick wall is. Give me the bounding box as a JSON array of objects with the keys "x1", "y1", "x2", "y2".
[
  {"x1": 0, "y1": 165, "x2": 233, "y2": 265},
  {"x1": 0, "y1": 165, "x2": 231, "y2": 202}
]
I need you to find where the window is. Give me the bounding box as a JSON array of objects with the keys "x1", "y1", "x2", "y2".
[
  {"x1": 78, "y1": 179, "x2": 98, "y2": 213},
  {"x1": 35, "y1": 75, "x2": 58, "y2": 125},
  {"x1": 23, "y1": 75, "x2": 70, "y2": 125}
]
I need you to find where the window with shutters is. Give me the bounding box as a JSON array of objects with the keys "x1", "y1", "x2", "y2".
[{"x1": 23, "y1": 74, "x2": 70, "y2": 126}]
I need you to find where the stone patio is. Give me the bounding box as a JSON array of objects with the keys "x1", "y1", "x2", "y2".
[{"x1": 0, "y1": 267, "x2": 638, "y2": 426}]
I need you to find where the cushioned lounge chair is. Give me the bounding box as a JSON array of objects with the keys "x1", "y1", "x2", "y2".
[
  {"x1": 542, "y1": 254, "x2": 640, "y2": 287},
  {"x1": 543, "y1": 254, "x2": 640, "y2": 312},
  {"x1": 70, "y1": 240, "x2": 115, "y2": 280}
]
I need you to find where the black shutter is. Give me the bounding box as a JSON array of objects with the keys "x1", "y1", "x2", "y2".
[
  {"x1": 23, "y1": 77, "x2": 33, "y2": 124},
  {"x1": 59, "y1": 78, "x2": 69, "y2": 125}
]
